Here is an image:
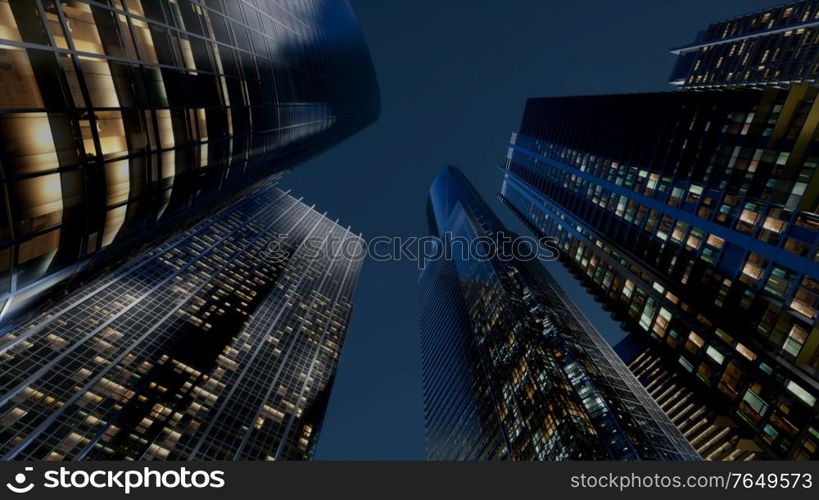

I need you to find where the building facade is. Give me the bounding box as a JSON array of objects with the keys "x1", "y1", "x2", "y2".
[
  {"x1": 626, "y1": 347, "x2": 762, "y2": 461},
  {"x1": 419, "y1": 254, "x2": 508, "y2": 460},
  {"x1": 419, "y1": 166, "x2": 699, "y2": 461},
  {"x1": 0, "y1": 0, "x2": 379, "y2": 322},
  {"x1": 0, "y1": 182, "x2": 364, "y2": 460},
  {"x1": 670, "y1": 0, "x2": 819, "y2": 87},
  {"x1": 500, "y1": 84, "x2": 819, "y2": 459}
]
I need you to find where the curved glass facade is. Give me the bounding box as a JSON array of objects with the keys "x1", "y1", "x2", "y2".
[
  {"x1": 419, "y1": 166, "x2": 699, "y2": 460},
  {"x1": 0, "y1": 0, "x2": 379, "y2": 323}
]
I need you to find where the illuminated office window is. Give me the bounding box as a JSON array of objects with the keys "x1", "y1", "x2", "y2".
[
  {"x1": 61, "y1": 1, "x2": 106, "y2": 55},
  {"x1": 79, "y1": 56, "x2": 120, "y2": 108},
  {"x1": 0, "y1": 48, "x2": 44, "y2": 108}
]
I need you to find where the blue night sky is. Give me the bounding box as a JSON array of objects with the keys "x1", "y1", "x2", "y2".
[{"x1": 281, "y1": 0, "x2": 782, "y2": 460}]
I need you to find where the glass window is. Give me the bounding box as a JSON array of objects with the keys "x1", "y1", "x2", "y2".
[
  {"x1": 143, "y1": 67, "x2": 168, "y2": 107},
  {"x1": 740, "y1": 253, "x2": 767, "y2": 284},
  {"x1": 786, "y1": 381, "x2": 817, "y2": 406},
  {"x1": 0, "y1": 0, "x2": 23, "y2": 41},
  {"x1": 130, "y1": 16, "x2": 158, "y2": 63},
  {"x1": 90, "y1": 6, "x2": 134, "y2": 59},
  {"x1": 783, "y1": 324, "x2": 808, "y2": 358},
  {"x1": 121, "y1": 109, "x2": 148, "y2": 152},
  {"x1": 0, "y1": 189, "x2": 9, "y2": 242},
  {"x1": 109, "y1": 61, "x2": 144, "y2": 107},
  {"x1": 706, "y1": 345, "x2": 725, "y2": 364},
  {"x1": 105, "y1": 159, "x2": 130, "y2": 206},
  {"x1": 4, "y1": 0, "x2": 50, "y2": 45},
  {"x1": 0, "y1": 246, "x2": 11, "y2": 291},
  {"x1": 78, "y1": 56, "x2": 120, "y2": 108},
  {"x1": 11, "y1": 174, "x2": 64, "y2": 235},
  {"x1": 155, "y1": 109, "x2": 174, "y2": 149},
  {"x1": 78, "y1": 114, "x2": 97, "y2": 156},
  {"x1": 178, "y1": 36, "x2": 196, "y2": 70},
  {"x1": 43, "y1": 1, "x2": 70, "y2": 49},
  {"x1": 16, "y1": 229, "x2": 61, "y2": 287},
  {"x1": 231, "y1": 21, "x2": 250, "y2": 52},
  {"x1": 62, "y1": 2, "x2": 106, "y2": 55},
  {"x1": 101, "y1": 205, "x2": 126, "y2": 247},
  {"x1": 96, "y1": 111, "x2": 127, "y2": 158},
  {"x1": 0, "y1": 46, "x2": 45, "y2": 108},
  {"x1": 764, "y1": 266, "x2": 795, "y2": 297},
  {"x1": 17, "y1": 229, "x2": 60, "y2": 264},
  {"x1": 742, "y1": 388, "x2": 768, "y2": 415},
  {"x1": 0, "y1": 113, "x2": 58, "y2": 174},
  {"x1": 59, "y1": 54, "x2": 86, "y2": 107},
  {"x1": 736, "y1": 342, "x2": 757, "y2": 361},
  {"x1": 124, "y1": 0, "x2": 151, "y2": 20}
]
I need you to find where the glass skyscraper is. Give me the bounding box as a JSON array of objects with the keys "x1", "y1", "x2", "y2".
[
  {"x1": 419, "y1": 166, "x2": 699, "y2": 461},
  {"x1": 670, "y1": 0, "x2": 819, "y2": 88},
  {"x1": 0, "y1": 0, "x2": 379, "y2": 323},
  {"x1": 627, "y1": 348, "x2": 762, "y2": 460},
  {"x1": 500, "y1": 2, "x2": 819, "y2": 460},
  {"x1": 0, "y1": 181, "x2": 364, "y2": 460}
]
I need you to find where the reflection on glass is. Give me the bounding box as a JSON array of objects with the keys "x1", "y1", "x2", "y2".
[
  {"x1": 59, "y1": 54, "x2": 86, "y2": 107},
  {"x1": 13, "y1": 174, "x2": 64, "y2": 234},
  {"x1": 96, "y1": 111, "x2": 127, "y2": 158},
  {"x1": 0, "y1": 48, "x2": 45, "y2": 108},
  {"x1": 0, "y1": 114, "x2": 57, "y2": 173},
  {"x1": 44, "y1": 2, "x2": 69, "y2": 49},
  {"x1": 0, "y1": 0, "x2": 380, "y2": 328},
  {"x1": 130, "y1": 17, "x2": 157, "y2": 63},
  {"x1": 62, "y1": 1, "x2": 105, "y2": 54},
  {"x1": 78, "y1": 56, "x2": 119, "y2": 108},
  {"x1": 0, "y1": 0, "x2": 22, "y2": 41}
]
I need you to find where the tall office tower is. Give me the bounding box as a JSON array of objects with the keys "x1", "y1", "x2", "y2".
[
  {"x1": 0, "y1": 182, "x2": 365, "y2": 460},
  {"x1": 418, "y1": 166, "x2": 698, "y2": 461},
  {"x1": 500, "y1": 85, "x2": 819, "y2": 459},
  {"x1": 0, "y1": 0, "x2": 379, "y2": 322},
  {"x1": 627, "y1": 349, "x2": 762, "y2": 461},
  {"x1": 670, "y1": 0, "x2": 819, "y2": 88}
]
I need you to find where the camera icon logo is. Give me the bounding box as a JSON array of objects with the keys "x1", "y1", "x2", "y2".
[{"x1": 6, "y1": 467, "x2": 34, "y2": 494}]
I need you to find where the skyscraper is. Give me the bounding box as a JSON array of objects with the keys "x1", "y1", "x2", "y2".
[
  {"x1": 500, "y1": 19, "x2": 819, "y2": 457},
  {"x1": 0, "y1": 0, "x2": 379, "y2": 323},
  {"x1": 627, "y1": 349, "x2": 762, "y2": 461},
  {"x1": 0, "y1": 182, "x2": 365, "y2": 460},
  {"x1": 419, "y1": 166, "x2": 699, "y2": 461},
  {"x1": 670, "y1": 0, "x2": 819, "y2": 88}
]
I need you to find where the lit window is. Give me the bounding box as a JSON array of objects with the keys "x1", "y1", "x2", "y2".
[
  {"x1": 787, "y1": 381, "x2": 817, "y2": 407},
  {"x1": 61, "y1": 2, "x2": 106, "y2": 54},
  {"x1": 735, "y1": 343, "x2": 757, "y2": 361},
  {"x1": 0, "y1": 47, "x2": 45, "y2": 108},
  {"x1": 706, "y1": 346, "x2": 725, "y2": 365},
  {"x1": 742, "y1": 388, "x2": 768, "y2": 415},
  {"x1": 706, "y1": 234, "x2": 724, "y2": 248},
  {"x1": 783, "y1": 325, "x2": 808, "y2": 358},
  {"x1": 688, "y1": 331, "x2": 705, "y2": 348}
]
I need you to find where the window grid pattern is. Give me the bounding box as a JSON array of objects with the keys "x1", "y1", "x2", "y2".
[
  {"x1": 501, "y1": 86, "x2": 819, "y2": 459},
  {"x1": 0, "y1": 0, "x2": 378, "y2": 322},
  {"x1": 419, "y1": 256, "x2": 508, "y2": 461},
  {"x1": 420, "y1": 167, "x2": 699, "y2": 461},
  {"x1": 0, "y1": 183, "x2": 363, "y2": 460},
  {"x1": 671, "y1": 1, "x2": 819, "y2": 87}
]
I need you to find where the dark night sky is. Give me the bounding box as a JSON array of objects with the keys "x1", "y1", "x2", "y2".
[{"x1": 282, "y1": 0, "x2": 782, "y2": 460}]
